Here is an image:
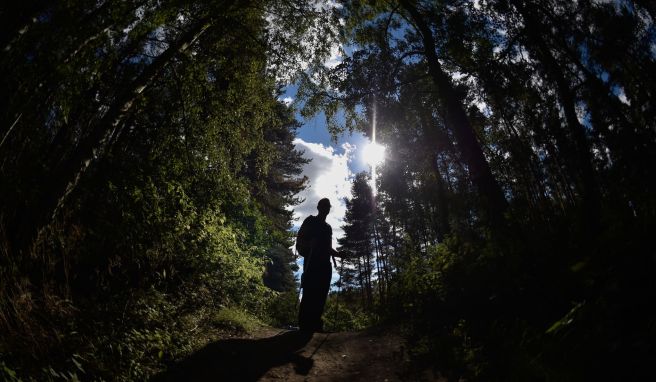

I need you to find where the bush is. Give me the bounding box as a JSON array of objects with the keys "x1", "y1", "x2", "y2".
[
  {"x1": 266, "y1": 290, "x2": 300, "y2": 328},
  {"x1": 212, "y1": 308, "x2": 263, "y2": 334},
  {"x1": 323, "y1": 295, "x2": 376, "y2": 332}
]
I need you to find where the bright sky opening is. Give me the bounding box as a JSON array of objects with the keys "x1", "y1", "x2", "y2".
[{"x1": 362, "y1": 142, "x2": 385, "y2": 167}]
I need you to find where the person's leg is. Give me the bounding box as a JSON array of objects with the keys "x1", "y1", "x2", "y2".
[
  {"x1": 298, "y1": 265, "x2": 331, "y2": 332},
  {"x1": 298, "y1": 294, "x2": 310, "y2": 331},
  {"x1": 298, "y1": 270, "x2": 319, "y2": 331},
  {"x1": 312, "y1": 266, "x2": 332, "y2": 331}
]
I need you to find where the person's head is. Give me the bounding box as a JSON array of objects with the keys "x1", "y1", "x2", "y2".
[{"x1": 317, "y1": 198, "x2": 331, "y2": 217}]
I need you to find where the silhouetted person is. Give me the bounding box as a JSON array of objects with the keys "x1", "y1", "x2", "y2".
[{"x1": 296, "y1": 198, "x2": 339, "y2": 332}]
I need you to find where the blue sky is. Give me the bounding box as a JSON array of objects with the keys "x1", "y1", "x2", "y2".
[
  {"x1": 280, "y1": 83, "x2": 370, "y2": 286},
  {"x1": 281, "y1": 84, "x2": 369, "y2": 231}
]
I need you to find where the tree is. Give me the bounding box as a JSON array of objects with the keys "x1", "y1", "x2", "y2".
[
  {"x1": 338, "y1": 172, "x2": 375, "y2": 308},
  {"x1": 0, "y1": 1, "x2": 329, "y2": 378},
  {"x1": 325, "y1": 0, "x2": 656, "y2": 379},
  {"x1": 0, "y1": 0, "x2": 340, "y2": 255}
]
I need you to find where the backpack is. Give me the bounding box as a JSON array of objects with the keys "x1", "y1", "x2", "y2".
[{"x1": 295, "y1": 215, "x2": 316, "y2": 258}]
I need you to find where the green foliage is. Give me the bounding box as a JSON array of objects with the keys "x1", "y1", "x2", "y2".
[
  {"x1": 0, "y1": 361, "x2": 21, "y2": 382},
  {"x1": 545, "y1": 302, "x2": 585, "y2": 335},
  {"x1": 266, "y1": 290, "x2": 300, "y2": 328},
  {"x1": 315, "y1": 0, "x2": 656, "y2": 380},
  {"x1": 0, "y1": 1, "x2": 325, "y2": 380},
  {"x1": 337, "y1": 172, "x2": 379, "y2": 308},
  {"x1": 2, "y1": 0, "x2": 655, "y2": 380},
  {"x1": 323, "y1": 294, "x2": 376, "y2": 332},
  {"x1": 212, "y1": 308, "x2": 263, "y2": 334}
]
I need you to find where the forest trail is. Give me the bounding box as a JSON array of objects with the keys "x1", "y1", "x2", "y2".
[
  {"x1": 259, "y1": 327, "x2": 409, "y2": 381},
  {"x1": 153, "y1": 326, "x2": 443, "y2": 381}
]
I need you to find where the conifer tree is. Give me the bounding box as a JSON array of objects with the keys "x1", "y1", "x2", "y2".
[{"x1": 338, "y1": 172, "x2": 376, "y2": 308}]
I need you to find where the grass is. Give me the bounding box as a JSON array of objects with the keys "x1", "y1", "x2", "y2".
[{"x1": 211, "y1": 307, "x2": 263, "y2": 334}]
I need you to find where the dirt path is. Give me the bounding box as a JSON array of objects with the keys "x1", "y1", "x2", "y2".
[
  {"x1": 153, "y1": 326, "x2": 443, "y2": 381},
  {"x1": 259, "y1": 327, "x2": 410, "y2": 381}
]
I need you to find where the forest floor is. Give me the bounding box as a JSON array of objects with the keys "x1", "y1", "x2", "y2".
[{"x1": 153, "y1": 325, "x2": 447, "y2": 381}]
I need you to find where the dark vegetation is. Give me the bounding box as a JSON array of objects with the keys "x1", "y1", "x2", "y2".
[
  {"x1": 0, "y1": 1, "x2": 337, "y2": 380},
  {"x1": 316, "y1": 1, "x2": 656, "y2": 380},
  {"x1": 1, "y1": 0, "x2": 655, "y2": 381}
]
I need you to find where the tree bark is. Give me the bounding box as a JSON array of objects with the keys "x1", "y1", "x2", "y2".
[
  {"x1": 399, "y1": 0, "x2": 509, "y2": 228},
  {"x1": 514, "y1": 0, "x2": 601, "y2": 234}
]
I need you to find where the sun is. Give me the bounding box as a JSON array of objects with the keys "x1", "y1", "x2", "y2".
[{"x1": 362, "y1": 142, "x2": 386, "y2": 167}]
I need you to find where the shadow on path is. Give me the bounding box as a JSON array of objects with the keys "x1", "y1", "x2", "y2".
[{"x1": 151, "y1": 330, "x2": 315, "y2": 381}]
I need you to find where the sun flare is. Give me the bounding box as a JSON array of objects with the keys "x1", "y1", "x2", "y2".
[{"x1": 362, "y1": 142, "x2": 386, "y2": 167}]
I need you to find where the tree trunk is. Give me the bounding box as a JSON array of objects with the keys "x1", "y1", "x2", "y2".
[
  {"x1": 514, "y1": 0, "x2": 601, "y2": 234},
  {"x1": 357, "y1": 258, "x2": 365, "y2": 309},
  {"x1": 372, "y1": 222, "x2": 386, "y2": 303},
  {"x1": 431, "y1": 154, "x2": 450, "y2": 242},
  {"x1": 399, "y1": 0, "x2": 508, "y2": 229}
]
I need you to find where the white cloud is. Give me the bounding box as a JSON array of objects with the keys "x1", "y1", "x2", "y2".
[
  {"x1": 324, "y1": 44, "x2": 343, "y2": 69},
  {"x1": 292, "y1": 139, "x2": 354, "y2": 246},
  {"x1": 291, "y1": 138, "x2": 355, "y2": 287}
]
